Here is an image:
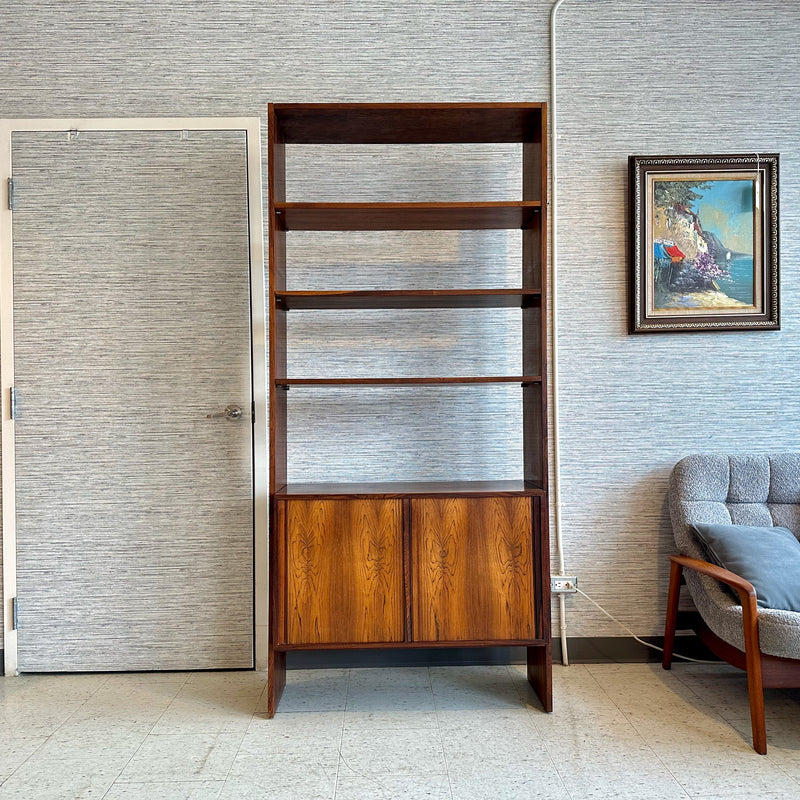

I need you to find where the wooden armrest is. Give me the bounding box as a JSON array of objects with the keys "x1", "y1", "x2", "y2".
[
  {"x1": 669, "y1": 554, "x2": 758, "y2": 606},
  {"x1": 665, "y1": 554, "x2": 766, "y2": 755}
]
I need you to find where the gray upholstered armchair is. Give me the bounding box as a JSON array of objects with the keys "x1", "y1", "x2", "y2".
[{"x1": 663, "y1": 453, "x2": 800, "y2": 754}]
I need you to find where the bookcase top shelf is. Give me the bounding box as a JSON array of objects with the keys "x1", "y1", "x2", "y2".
[{"x1": 270, "y1": 102, "x2": 545, "y2": 145}]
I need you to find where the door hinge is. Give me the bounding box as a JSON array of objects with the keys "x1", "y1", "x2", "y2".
[
  {"x1": 9, "y1": 386, "x2": 19, "y2": 419},
  {"x1": 7, "y1": 177, "x2": 16, "y2": 211},
  {"x1": 12, "y1": 597, "x2": 18, "y2": 630}
]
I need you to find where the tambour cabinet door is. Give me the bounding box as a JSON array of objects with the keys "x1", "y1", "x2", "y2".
[
  {"x1": 284, "y1": 498, "x2": 405, "y2": 645},
  {"x1": 411, "y1": 497, "x2": 535, "y2": 642}
]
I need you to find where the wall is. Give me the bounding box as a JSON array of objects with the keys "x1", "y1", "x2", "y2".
[
  {"x1": 554, "y1": 0, "x2": 800, "y2": 638},
  {"x1": 1, "y1": 0, "x2": 798, "y2": 653}
]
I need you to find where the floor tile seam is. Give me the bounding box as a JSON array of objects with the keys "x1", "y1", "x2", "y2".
[
  {"x1": 505, "y1": 662, "x2": 528, "y2": 704},
  {"x1": 540, "y1": 666, "x2": 695, "y2": 800},
  {"x1": 84, "y1": 673, "x2": 115, "y2": 699},
  {"x1": 47, "y1": 680, "x2": 99, "y2": 740},
  {"x1": 523, "y1": 711, "x2": 583, "y2": 800},
  {"x1": 665, "y1": 767, "x2": 800, "y2": 800},
  {"x1": 428, "y1": 668, "x2": 456, "y2": 800},
  {"x1": 98, "y1": 772, "x2": 120, "y2": 800},
  {"x1": 100, "y1": 684, "x2": 202, "y2": 796},
  {"x1": 541, "y1": 727, "x2": 695, "y2": 800},
  {"x1": 520, "y1": 673, "x2": 556, "y2": 740},
  {"x1": 240, "y1": 681, "x2": 271, "y2": 737},
  {"x1": 332, "y1": 668, "x2": 352, "y2": 800},
  {"x1": 437, "y1": 740, "x2": 461, "y2": 799},
  {"x1": 147, "y1": 680, "x2": 195, "y2": 734},
  {"x1": 667, "y1": 667, "x2": 745, "y2": 722},
  {"x1": 112, "y1": 730, "x2": 248, "y2": 793},
  {"x1": 663, "y1": 668, "x2": 800, "y2": 759},
  {"x1": 217, "y1": 720, "x2": 252, "y2": 800},
  {"x1": 761, "y1": 756, "x2": 800, "y2": 789},
  {"x1": 97, "y1": 718, "x2": 167, "y2": 798},
  {"x1": 588, "y1": 669, "x2": 701, "y2": 797},
  {"x1": 512, "y1": 662, "x2": 559, "y2": 721},
  {"x1": 0, "y1": 731, "x2": 52, "y2": 789},
  {"x1": 635, "y1": 748, "x2": 701, "y2": 799},
  {"x1": 21, "y1": 688, "x2": 111, "y2": 763},
  {"x1": 587, "y1": 666, "x2": 662, "y2": 738},
  {"x1": 616, "y1": 692, "x2": 800, "y2": 800}
]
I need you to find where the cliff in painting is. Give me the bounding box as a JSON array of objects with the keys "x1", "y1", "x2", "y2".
[{"x1": 652, "y1": 178, "x2": 755, "y2": 311}]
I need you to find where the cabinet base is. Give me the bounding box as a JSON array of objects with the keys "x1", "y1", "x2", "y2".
[
  {"x1": 266, "y1": 649, "x2": 286, "y2": 718},
  {"x1": 265, "y1": 643, "x2": 551, "y2": 717}
]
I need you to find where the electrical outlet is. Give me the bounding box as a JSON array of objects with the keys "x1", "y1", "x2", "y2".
[{"x1": 551, "y1": 576, "x2": 578, "y2": 593}]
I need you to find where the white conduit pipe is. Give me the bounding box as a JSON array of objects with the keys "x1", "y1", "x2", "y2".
[{"x1": 550, "y1": 0, "x2": 569, "y2": 666}]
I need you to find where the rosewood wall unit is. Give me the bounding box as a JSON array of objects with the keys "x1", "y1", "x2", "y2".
[{"x1": 267, "y1": 102, "x2": 551, "y2": 715}]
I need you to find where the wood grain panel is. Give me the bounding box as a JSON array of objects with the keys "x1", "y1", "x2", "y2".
[
  {"x1": 285, "y1": 498, "x2": 404, "y2": 644},
  {"x1": 411, "y1": 497, "x2": 535, "y2": 642}
]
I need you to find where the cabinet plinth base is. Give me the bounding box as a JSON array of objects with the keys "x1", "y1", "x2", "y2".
[
  {"x1": 264, "y1": 643, "x2": 552, "y2": 718},
  {"x1": 267, "y1": 649, "x2": 286, "y2": 718}
]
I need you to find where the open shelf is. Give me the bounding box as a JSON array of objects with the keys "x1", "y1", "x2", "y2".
[
  {"x1": 274, "y1": 479, "x2": 546, "y2": 498},
  {"x1": 274, "y1": 376, "x2": 542, "y2": 387},
  {"x1": 273, "y1": 102, "x2": 545, "y2": 145},
  {"x1": 275, "y1": 289, "x2": 541, "y2": 310},
  {"x1": 274, "y1": 201, "x2": 541, "y2": 231}
]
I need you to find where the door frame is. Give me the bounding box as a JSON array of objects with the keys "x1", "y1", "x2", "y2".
[{"x1": 0, "y1": 117, "x2": 267, "y2": 676}]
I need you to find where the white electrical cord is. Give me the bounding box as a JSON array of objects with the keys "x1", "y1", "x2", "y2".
[
  {"x1": 550, "y1": 0, "x2": 570, "y2": 666},
  {"x1": 575, "y1": 588, "x2": 718, "y2": 664}
]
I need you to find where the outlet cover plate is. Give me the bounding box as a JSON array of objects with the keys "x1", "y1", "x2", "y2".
[{"x1": 551, "y1": 576, "x2": 578, "y2": 593}]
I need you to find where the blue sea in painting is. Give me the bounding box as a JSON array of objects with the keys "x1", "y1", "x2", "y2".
[{"x1": 724, "y1": 254, "x2": 754, "y2": 305}]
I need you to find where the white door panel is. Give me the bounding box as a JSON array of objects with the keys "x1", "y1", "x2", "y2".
[{"x1": 10, "y1": 129, "x2": 254, "y2": 671}]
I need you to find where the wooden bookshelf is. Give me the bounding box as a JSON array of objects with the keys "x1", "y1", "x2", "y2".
[{"x1": 267, "y1": 102, "x2": 551, "y2": 717}]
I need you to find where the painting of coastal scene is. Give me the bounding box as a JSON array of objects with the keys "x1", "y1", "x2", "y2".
[{"x1": 650, "y1": 175, "x2": 758, "y2": 314}]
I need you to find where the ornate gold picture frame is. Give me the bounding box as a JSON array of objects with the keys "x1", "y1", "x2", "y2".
[{"x1": 629, "y1": 154, "x2": 779, "y2": 333}]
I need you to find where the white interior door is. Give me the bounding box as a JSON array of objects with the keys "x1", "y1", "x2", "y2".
[{"x1": 7, "y1": 127, "x2": 256, "y2": 671}]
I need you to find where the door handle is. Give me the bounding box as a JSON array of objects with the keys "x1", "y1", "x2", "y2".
[{"x1": 206, "y1": 405, "x2": 243, "y2": 421}]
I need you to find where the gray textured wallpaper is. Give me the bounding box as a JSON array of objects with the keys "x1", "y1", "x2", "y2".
[{"x1": 1, "y1": 0, "x2": 799, "y2": 656}]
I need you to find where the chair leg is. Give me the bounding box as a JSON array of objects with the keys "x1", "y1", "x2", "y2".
[
  {"x1": 739, "y1": 592, "x2": 767, "y2": 754},
  {"x1": 745, "y1": 663, "x2": 767, "y2": 755},
  {"x1": 662, "y1": 558, "x2": 682, "y2": 670}
]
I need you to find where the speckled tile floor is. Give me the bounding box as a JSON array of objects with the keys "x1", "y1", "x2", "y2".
[{"x1": 1, "y1": 662, "x2": 800, "y2": 799}]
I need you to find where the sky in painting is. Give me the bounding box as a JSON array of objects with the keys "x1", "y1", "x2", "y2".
[{"x1": 694, "y1": 179, "x2": 754, "y2": 255}]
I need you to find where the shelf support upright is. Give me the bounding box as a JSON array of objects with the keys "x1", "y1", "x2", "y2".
[{"x1": 267, "y1": 104, "x2": 288, "y2": 716}]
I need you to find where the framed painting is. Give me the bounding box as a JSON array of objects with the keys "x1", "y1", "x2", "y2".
[{"x1": 629, "y1": 154, "x2": 779, "y2": 333}]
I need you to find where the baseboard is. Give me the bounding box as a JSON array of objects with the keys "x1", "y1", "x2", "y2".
[
  {"x1": 0, "y1": 637, "x2": 714, "y2": 675},
  {"x1": 286, "y1": 634, "x2": 717, "y2": 669},
  {"x1": 553, "y1": 633, "x2": 717, "y2": 664},
  {"x1": 286, "y1": 647, "x2": 527, "y2": 669}
]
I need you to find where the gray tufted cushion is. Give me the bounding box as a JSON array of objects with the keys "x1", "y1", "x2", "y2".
[{"x1": 669, "y1": 454, "x2": 800, "y2": 659}]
